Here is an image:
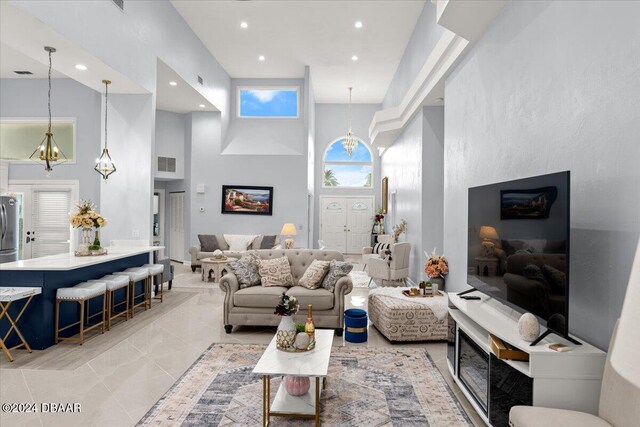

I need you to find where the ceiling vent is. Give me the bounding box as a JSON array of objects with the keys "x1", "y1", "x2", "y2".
[
  {"x1": 197, "y1": 75, "x2": 203, "y2": 86},
  {"x1": 157, "y1": 156, "x2": 176, "y2": 173},
  {"x1": 13, "y1": 70, "x2": 33, "y2": 75},
  {"x1": 111, "y1": 0, "x2": 124, "y2": 11}
]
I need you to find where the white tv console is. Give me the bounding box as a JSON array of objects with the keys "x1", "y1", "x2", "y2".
[{"x1": 447, "y1": 291, "x2": 606, "y2": 427}]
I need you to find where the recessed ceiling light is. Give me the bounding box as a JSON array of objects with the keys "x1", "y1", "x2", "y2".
[
  {"x1": 351, "y1": 55, "x2": 359, "y2": 61},
  {"x1": 354, "y1": 21, "x2": 363, "y2": 29},
  {"x1": 240, "y1": 21, "x2": 248, "y2": 29},
  {"x1": 75, "y1": 64, "x2": 87, "y2": 71},
  {"x1": 169, "y1": 81, "x2": 177, "y2": 86},
  {"x1": 199, "y1": 104, "x2": 206, "y2": 108},
  {"x1": 258, "y1": 55, "x2": 265, "y2": 61}
]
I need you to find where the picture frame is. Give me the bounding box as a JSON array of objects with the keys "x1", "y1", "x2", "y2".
[
  {"x1": 221, "y1": 185, "x2": 273, "y2": 216},
  {"x1": 500, "y1": 186, "x2": 557, "y2": 220}
]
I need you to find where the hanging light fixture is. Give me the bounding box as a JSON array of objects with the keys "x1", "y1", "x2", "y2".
[
  {"x1": 29, "y1": 46, "x2": 67, "y2": 174},
  {"x1": 94, "y1": 79, "x2": 116, "y2": 180},
  {"x1": 343, "y1": 87, "x2": 357, "y2": 156}
]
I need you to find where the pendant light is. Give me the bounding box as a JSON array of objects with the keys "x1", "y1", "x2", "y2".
[
  {"x1": 29, "y1": 46, "x2": 67, "y2": 174},
  {"x1": 343, "y1": 87, "x2": 357, "y2": 156},
  {"x1": 94, "y1": 79, "x2": 116, "y2": 180}
]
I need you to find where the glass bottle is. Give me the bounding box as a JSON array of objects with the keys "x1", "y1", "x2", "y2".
[{"x1": 305, "y1": 304, "x2": 315, "y2": 338}]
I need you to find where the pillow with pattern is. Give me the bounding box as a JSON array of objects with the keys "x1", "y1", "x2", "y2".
[
  {"x1": 322, "y1": 259, "x2": 353, "y2": 291},
  {"x1": 226, "y1": 252, "x2": 261, "y2": 289},
  {"x1": 258, "y1": 256, "x2": 294, "y2": 287},
  {"x1": 298, "y1": 260, "x2": 330, "y2": 290}
]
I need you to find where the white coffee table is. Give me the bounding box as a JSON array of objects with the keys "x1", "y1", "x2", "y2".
[{"x1": 253, "y1": 329, "x2": 334, "y2": 426}]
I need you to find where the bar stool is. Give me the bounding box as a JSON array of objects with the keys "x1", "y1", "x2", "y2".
[
  {"x1": 142, "y1": 263, "x2": 165, "y2": 304},
  {"x1": 89, "y1": 275, "x2": 130, "y2": 331},
  {"x1": 114, "y1": 267, "x2": 150, "y2": 318},
  {"x1": 55, "y1": 281, "x2": 106, "y2": 345}
]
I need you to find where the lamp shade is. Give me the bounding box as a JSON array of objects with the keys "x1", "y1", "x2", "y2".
[
  {"x1": 479, "y1": 226, "x2": 499, "y2": 240},
  {"x1": 280, "y1": 223, "x2": 297, "y2": 236}
]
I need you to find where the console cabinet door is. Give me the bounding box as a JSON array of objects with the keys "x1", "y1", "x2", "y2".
[{"x1": 489, "y1": 354, "x2": 533, "y2": 427}]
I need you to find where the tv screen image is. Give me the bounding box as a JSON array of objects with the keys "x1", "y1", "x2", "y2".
[{"x1": 467, "y1": 171, "x2": 571, "y2": 342}]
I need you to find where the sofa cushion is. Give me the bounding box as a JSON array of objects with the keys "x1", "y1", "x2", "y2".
[
  {"x1": 322, "y1": 259, "x2": 353, "y2": 291},
  {"x1": 198, "y1": 234, "x2": 220, "y2": 252},
  {"x1": 298, "y1": 260, "x2": 330, "y2": 290},
  {"x1": 258, "y1": 256, "x2": 294, "y2": 287},
  {"x1": 227, "y1": 253, "x2": 261, "y2": 289},
  {"x1": 260, "y1": 235, "x2": 278, "y2": 249},
  {"x1": 224, "y1": 234, "x2": 257, "y2": 252},
  {"x1": 234, "y1": 286, "x2": 288, "y2": 308},
  {"x1": 542, "y1": 264, "x2": 566, "y2": 292},
  {"x1": 286, "y1": 287, "x2": 334, "y2": 310}
]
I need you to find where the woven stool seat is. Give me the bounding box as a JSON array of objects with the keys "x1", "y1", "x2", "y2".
[
  {"x1": 142, "y1": 264, "x2": 164, "y2": 275},
  {"x1": 57, "y1": 281, "x2": 106, "y2": 300},
  {"x1": 91, "y1": 275, "x2": 129, "y2": 291},
  {"x1": 114, "y1": 267, "x2": 149, "y2": 282}
]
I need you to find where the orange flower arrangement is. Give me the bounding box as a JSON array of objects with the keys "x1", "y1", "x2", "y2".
[{"x1": 424, "y1": 249, "x2": 449, "y2": 279}]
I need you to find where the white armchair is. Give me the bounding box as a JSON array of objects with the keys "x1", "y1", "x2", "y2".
[
  {"x1": 361, "y1": 235, "x2": 394, "y2": 270},
  {"x1": 509, "y1": 239, "x2": 640, "y2": 427},
  {"x1": 366, "y1": 242, "x2": 411, "y2": 287}
]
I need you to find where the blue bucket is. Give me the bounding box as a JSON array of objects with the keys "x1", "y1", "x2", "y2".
[{"x1": 344, "y1": 308, "x2": 368, "y2": 343}]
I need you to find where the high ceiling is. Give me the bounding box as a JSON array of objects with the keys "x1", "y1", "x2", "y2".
[{"x1": 171, "y1": 0, "x2": 426, "y2": 104}]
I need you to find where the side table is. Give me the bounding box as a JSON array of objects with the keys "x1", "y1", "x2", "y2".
[
  {"x1": 201, "y1": 257, "x2": 229, "y2": 283},
  {"x1": 475, "y1": 256, "x2": 499, "y2": 276},
  {"x1": 0, "y1": 287, "x2": 42, "y2": 362}
]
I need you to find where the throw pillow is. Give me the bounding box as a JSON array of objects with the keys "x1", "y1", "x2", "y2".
[
  {"x1": 373, "y1": 243, "x2": 391, "y2": 254},
  {"x1": 258, "y1": 256, "x2": 294, "y2": 287},
  {"x1": 260, "y1": 235, "x2": 278, "y2": 249},
  {"x1": 223, "y1": 234, "x2": 256, "y2": 252},
  {"x1": 198, "y1": 234, "x2": 220, "y2": 252},
  {"x1": 542, "y1": 264, "x2": 567, "y2": 292},
  {"x1": 322, "y1": 259, "x2": 353, "y2": 291},
  {"x1": 226, "y1": 253, "x2": 261, "y2": 289},
  {"x1": 298, "y1": 260, "x2": 330, "y2": 290},
  {"x1": 522, "y1": 264, "x2": 549, "y2": 289}
]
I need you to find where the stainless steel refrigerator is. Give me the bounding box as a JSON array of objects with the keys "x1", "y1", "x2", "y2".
[{"x1": 0, "y1": 195, "x2": 19, "y2": 264}]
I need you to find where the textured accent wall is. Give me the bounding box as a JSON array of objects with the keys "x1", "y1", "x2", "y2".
[{"x1": 444, "y1": 0, "x2": 640, "y2": 349}]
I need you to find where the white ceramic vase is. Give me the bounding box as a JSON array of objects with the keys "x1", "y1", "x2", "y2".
[
  {"x1": 276, "y1": 315, "x2": 296, "y2": 349},
  {"x1": 518, "y1": 313, "x2": 540, "y2": 342}
]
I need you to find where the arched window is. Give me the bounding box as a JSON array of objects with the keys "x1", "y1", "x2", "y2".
[{"x1": 323, "y1": 138, "x2": 373, "y2": 188}]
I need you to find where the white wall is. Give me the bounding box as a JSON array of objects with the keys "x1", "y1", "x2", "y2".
[
  {"x1": 155, "y1": 110, "x2": 186, "y2": 180},
  {"x1": 0, "y1": 78, "x2": 102, "y2": 203},
  {"x1": 444, "y1": 0, "x2": 640, "y2": 349},
  {"x1": 314, "y1": 103, "x2": 381, "y2": 247}
]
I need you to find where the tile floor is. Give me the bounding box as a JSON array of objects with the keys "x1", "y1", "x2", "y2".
[{"x1": 0, "y1": 259, "x2": 484, "y2": 427}]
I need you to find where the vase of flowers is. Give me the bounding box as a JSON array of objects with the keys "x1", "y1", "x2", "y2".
[
  {"x1": 392, "y1": 219, "x2": 407, "y2": 242},
  {"x1": 274, "y1": 293, "x2": 299, "y2": 349},
  {"x1": 70, "y1": 200, "x2": 107, "y2": 255},
  {"x1": 374, "y1": 208, "x2": 385, "y2": 234},
  {"x1": 424, "y1": 248, "x2": 449, "y2": 290}
]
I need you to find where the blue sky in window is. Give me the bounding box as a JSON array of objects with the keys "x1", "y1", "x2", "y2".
[
  {"x1": 325, "y1": 140, "x2": 372, "y2": 162},
  {"x1": 325, "y1": 165, "x2": 372, "y2": 187},
  {"x1": 240, "y1": 89, "x2": 298, "y2": 117}
]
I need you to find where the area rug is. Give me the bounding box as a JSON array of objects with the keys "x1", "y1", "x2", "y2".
[
  {"x1": 138, "y1": 344, "x2": 472, "y2": 426},
  {"x1": 349, "y1": 270, "x2": 373, "y2": 288}
]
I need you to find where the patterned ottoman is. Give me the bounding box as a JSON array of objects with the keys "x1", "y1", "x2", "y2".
[{"x1": 368, "y1": 288, "x2": 448, "y2": 342}]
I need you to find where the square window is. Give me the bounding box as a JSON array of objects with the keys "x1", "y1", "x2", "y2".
[
  {"x1": 238, "y1": 87, "x2": 299, "y2": 118},
  {"x1": 0, "y1": 120, "x2": 75, "y2": 161}
]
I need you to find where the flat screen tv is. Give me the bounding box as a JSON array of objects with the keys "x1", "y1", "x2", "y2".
[{"x1": 466, "y1": 171, "x2": 577, "y2": 345}]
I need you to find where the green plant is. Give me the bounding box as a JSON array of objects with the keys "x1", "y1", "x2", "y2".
[
  {"x1": 295, "y1": 323, "x2": 306, "y2": 333},
  {"x1": 324, "y1": 169, "x2": 339, "y2": 187}
]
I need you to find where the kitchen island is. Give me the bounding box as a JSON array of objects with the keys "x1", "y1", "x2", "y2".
[{"x1": 0, "y1": 246, "x2": 163, "y2": 350}]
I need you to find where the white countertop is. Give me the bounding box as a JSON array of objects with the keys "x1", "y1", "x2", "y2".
[{"x1": 0, "y1": 246, "x2": 164, "y2": 271}]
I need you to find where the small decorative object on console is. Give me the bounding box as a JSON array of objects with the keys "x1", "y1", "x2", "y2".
[
  {"x1": 548, "y1": 343, "x2": 572, "y2": 352},
  {"x1": 275, "y1": 293, "x2": 305, "y2": 350},
  {"x1": 284, "y1": 375, "x2": 310, "y2": 396},
  {"x1": 212, "y1": 249, "x2": 226, "y2": 260},
  {"x1": 70, "y1": 200, "x2": 107, "y2": 256},
  {"x1": 518, "y1": 312, "x2": 540, "y2": 342}
]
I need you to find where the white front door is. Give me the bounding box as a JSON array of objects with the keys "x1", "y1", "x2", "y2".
[
  {"x1": 8, "y1": 182, "x2": 77, "y2": 259},
  {"x1": 169, "y1": 192, "x2": 185, "y2": 262},
  {"x1": 320, "y1": 196, "x2": 374, "y2": 254}
]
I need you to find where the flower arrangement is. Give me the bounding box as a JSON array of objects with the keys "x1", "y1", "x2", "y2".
[
  {"x1": 374, "y1": 207, "x2": 385, "y2": 224},
  {"x1": 424, "y1": 248, "x2": 449, "y2": 279},
  {"x1": 70, "y1": 200, "x2": 107, "y2": 229},
  {"x1": 392, "y1": 219, "x2": 407, "y2": 242},
  {"x1": 274, "y1": 293, "x2": 299, "y2": 317}
]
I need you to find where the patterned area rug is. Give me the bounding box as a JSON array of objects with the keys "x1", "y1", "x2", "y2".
[{"x1": 138, "y1": 344, "x2": 472, "y2": 426}]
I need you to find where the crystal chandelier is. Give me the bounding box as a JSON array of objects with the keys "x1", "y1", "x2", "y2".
[
  {"x1": 343, "y1": 87, "x2": 357, "y2": 156},
  {"x1": 29, "y1": 46, "x2": 67, "y2": 174},
  {"x1": 94, "y1": 79, "x2": 116, "y2": 180}
]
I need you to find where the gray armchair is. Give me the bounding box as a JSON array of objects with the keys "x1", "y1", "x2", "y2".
[{"x1": 366, "y1": 242, "x2": 411, "y2": 286}]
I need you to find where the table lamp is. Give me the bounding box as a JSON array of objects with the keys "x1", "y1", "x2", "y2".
[
  {"x1": 280, "y1": 223, "x2": 297, "y2": 249},
  {"x1": 479, "y1": 225, "x2": 499, "y2": 257}
]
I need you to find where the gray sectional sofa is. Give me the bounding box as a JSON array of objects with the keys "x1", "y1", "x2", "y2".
[
  {"x1": 220, "y1": 249, "x2": 353, "y2": 336},
  {"x1": 189, "y1": 234, "x2": 280, "y2": 272}
]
